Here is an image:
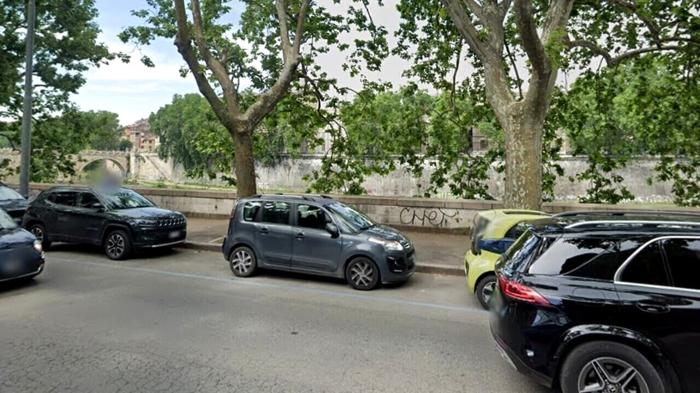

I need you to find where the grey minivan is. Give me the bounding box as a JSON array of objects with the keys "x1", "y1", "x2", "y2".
[{"x1": 222, "y1": 195, "x2": 415, "y2": 290}]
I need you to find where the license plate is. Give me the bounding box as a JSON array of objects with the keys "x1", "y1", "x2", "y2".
[{"x1": 169, "y1": 231, "x2": 181, "y2": 239}]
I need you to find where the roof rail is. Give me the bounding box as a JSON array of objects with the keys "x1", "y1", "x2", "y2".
[
  {"x1": 319, "y1": 194, "x2": 333, "y2": 199},
  {"x1": 554, "y1": 210, "x2": 700, "y2": 219},
  {"x1": 565, "y1": 220, "x2": 700, "y2": 229}
]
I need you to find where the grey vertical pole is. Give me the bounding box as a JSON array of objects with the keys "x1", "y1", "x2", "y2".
[{"x1": 19, "y1": 0, "x2": 36, "y2": 198}]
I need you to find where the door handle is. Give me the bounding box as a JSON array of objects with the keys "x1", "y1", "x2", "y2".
[
  {"x1": 636, "y1": 302, "x2": 670, "y2": 314},
  {"x1": 295, "y1": 232, "x2": 305, "y2": 240},
  {"x1": 259, "y1": 227, "x2": 269, "y2": 234}
]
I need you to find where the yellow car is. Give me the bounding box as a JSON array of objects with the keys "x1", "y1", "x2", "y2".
[{"x1": 465, "y1": 209, "x2": 549, "y2": 309}]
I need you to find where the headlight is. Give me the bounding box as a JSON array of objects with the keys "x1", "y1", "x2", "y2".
[
  {"x1": 33, "y1": 240, "x2": 42, "y2": 252},
  {"x1": 368, "y1": 237, "x2": 403, "y2": 251}
]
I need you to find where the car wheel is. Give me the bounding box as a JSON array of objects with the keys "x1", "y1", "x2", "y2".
[
  {"x1": 229, "y1": 246, "x2": 257, "y2": 277},
  {"x1": 346, "y1": 257, "x2": 380, "y2": 291},
  {"x1": 104, "y1": 230, "x2": 132, "y2": 260},
  {"x1": 475, "y1": 274, "x2": 496, "y2": 310},
  {"x1": 28, "y1": 223, "x2": 51, "y2": 250},
  {"x1": 560, "y1": 341, "x2": 666, "y2": 393}
]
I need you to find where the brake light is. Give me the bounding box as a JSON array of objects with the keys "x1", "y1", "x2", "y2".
[{"x1": 497, "y1": 274, "x2": 551, "y2": 306}]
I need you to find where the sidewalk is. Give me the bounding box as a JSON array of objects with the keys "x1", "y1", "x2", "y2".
[{"x1": 183, "y1": 217, "x2": 468, "y2": 276}]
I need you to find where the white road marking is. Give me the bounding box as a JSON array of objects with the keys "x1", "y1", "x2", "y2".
[{"x1": 49, "y1": 256, "x2": 487, "y2": 315}]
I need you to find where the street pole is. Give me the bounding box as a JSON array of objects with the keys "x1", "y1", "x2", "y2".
[{"x1": 19, "y1": 0, "x2": 36, "y2": 198}]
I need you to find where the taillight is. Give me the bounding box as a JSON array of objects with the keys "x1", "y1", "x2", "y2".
[{"x1": 497, "y1": 274, "x2": 551, "y2": 306}]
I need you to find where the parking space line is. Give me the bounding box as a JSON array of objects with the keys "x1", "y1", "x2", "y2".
[{"x1": 49, "y1": 256, "x2": 486, "y2": 316}]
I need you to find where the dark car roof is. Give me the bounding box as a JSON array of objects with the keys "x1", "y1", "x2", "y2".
[
  {"x1": 528, "y1": 211, "x2": 700, "y2": 236},
  {"x1": 239, "y1": 194, "x2": 337, "y2": 206}
]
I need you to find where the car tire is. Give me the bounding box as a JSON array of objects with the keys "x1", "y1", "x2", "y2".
[
  {"x1": 28, "y1": 222, "x2": 51, "y2": 250},
  {"x1": 346, "y1": 257, "x2": 380, "y2": 291},
  {"x1": 229, "y1": 246, "x2": 257, "y2": 277},
  {"x1": 475, "y1": 274, "x2": 497, "y2": 310},
  {"x1": 560, "y1": 341, "x2": 666, "y2": 393},
  {"x1": 104, "y1": 229, "x2": 132, "y2": 260}
]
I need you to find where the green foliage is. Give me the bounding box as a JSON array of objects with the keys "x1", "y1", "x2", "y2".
[
  {"x1": 553, "y1": 56, "x2": 700, "y2": 206},
  {"x1": 149, "y1": 93, "x2": 322, "y2": 183},
  {"x1": 0, "y1": 0, "x2": 116, "y2": 119},
  {"x1": 82, "y1": 111, "x2": 122, "y2": 151}
]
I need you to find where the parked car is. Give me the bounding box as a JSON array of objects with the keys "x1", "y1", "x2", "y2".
[
  {"x1": 465, "y1": 209, "x2": 549, "y2": 309},
  {"x1": 222, "y1": 195, "x2": 415, "y2": 290},
  {"x1": 22, "y1": 186, "x2": 187, "y2": 260},
  {"x1": 490, "y1": 211, "x2": 700, "y2": 393},
  {"x1": 0, "y1": 208, "x2": 44, "y2": 283},
  {"x1": 0, "y1": 182, "x2": 28, "y2": 225}
]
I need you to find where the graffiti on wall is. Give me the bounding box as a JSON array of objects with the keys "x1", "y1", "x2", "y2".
[{"x1": 399, "y1": 207, "x2": 460, "y2": 228}]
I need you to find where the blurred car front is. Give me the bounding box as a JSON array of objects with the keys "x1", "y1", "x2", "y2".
[{"x1": 0, "y1": 209, "x2": 44, "y2": 283}]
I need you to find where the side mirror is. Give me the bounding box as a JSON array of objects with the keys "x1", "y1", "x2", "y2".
[
  {"x1": 325, "y1": 223, "x2": 340, "y2": 238},
  {"x1": 90, "y1": 202, "x2": 104, "y2": 211}
]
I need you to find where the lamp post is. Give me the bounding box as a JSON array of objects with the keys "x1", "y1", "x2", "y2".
[{"x1": 19, "y1": 0, "x2": 36, "y2": 198}]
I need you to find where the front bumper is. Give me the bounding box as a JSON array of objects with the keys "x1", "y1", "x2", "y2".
[
  {"x1": 381, "y1": 248, "x2": 416, "y2": 284},
  {"x1": 0, "y1": 259, "x2": 44, "y2": 283},
  {"x1": 133, "y1": 227, "x2": 187, "y2": 248}
]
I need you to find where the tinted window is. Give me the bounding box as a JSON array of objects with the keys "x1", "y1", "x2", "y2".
[
  {"x1": 297, "y1": 204, "x2": 330, "y2": 230},
  {"x1": 78, "y1": 193, "x2": 101, "y2": 208},
  {"x1": 326, "y1": 202, "x2": 374, "y2": 233},
  {"x1": 529, "y1": 237, "x2": 617, "y2": 276},
  {"x1": 499, "y1": 231, "x2": 544, "y2": 271},
  {"x1": 242, "y1": 201, "x2": 261, "y2": 222},
  {"x1": 261, "y1": 201, "x2": 290, "y2": 225},
  {"x1": 504, "y1": 222, "x2": 529, "y2": 240},
  {"x1": 49, "y1": 191, "x2": 78, "y2": 207},
  {"x1": 567, "y1": 237, "x2": 651, "y2": 280},
  {"x1": 663, "y1": 238, "x2": 700, "y2": 290},
  {"x1": 619, "y1": 242, "x2": 670, "y2": 286},
  {"x1": 0, "y1": 186, "x2": 23, "y2": 200}
]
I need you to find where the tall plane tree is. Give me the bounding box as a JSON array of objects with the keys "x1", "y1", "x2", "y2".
[
  {"x1": 122, "y1": 1, "x2": 384, "y2": 197},
  {"x1": 397, "y1": 0, "x2": 697, "y2": 208}
]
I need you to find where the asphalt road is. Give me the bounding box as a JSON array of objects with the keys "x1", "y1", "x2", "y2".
[{"x1": 0, "y1": 247, "x2": 549, "y2": 393}]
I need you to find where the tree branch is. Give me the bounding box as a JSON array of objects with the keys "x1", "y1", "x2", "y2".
[
  {"x1": 441, "y1": 0, "x2": 490, "y2": 60},
  {"x1": 173, "y1": 0, "x2": 227, "y2": 123},
  {"x1": 514, "y1": 0, "x2": 548, "y2": 76},
  {"x1": 190, "y1": 0, "x2": 239, "y2": 115}
]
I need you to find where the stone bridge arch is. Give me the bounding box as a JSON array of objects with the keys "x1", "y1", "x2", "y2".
[{"x1": 76, "y1": 151, "x2": 130, "y2": 178}]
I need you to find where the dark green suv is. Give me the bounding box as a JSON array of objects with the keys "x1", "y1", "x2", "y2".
[{"x1": 22, "y1": 186, "x2": 187, "y2": 260}]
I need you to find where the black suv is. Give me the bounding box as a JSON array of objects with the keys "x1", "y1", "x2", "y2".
[
  {"x1": 23, "y1": 186, "x2": 187, "y2": 260},
  {"x1": 490, "y1": 212, "x2": 700, "y2": 393}
]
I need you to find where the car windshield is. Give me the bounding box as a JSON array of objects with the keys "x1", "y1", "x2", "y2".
[
  {"x1": 327, "y1": 202, "x2": 375, "y2": 233},
  {"x1": 100, "y1": 188, "x2": 154, "y2": 209},
  {"x1": 0, "y1": 186, "x2": 23, "y2": 201},
  {"x1": 0, "y1": 209, "x2": 17, "y2": 230}
]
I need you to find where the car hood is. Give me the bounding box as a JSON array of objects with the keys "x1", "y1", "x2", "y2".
[
  {"x1": 109, "y1": 207, "x2": 184, "y2": 220},
  {"x1": 363, "y1": 225, "x2": 411, "y2": 244},
  {"x1": 0, "y1": 198, "x2": 28, "y2": 212},
  {"x1": 0, "y1": 228, "x2": 35, "y2": 249}
]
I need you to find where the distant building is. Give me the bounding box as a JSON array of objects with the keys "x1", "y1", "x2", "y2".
[{"x1": 122, "y1": 119, "x2": 159, "y2": 152}]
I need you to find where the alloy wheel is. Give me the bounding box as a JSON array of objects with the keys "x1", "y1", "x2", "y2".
[
  {"x1": 480, "y1": 280, "x2": 496, "y2": 304},
  {"x1": 30, "y1": 226, "x2": 44, "y2": 242},
  {"x1": 577, "y1": 357, "x2": 650, "y2": 393},
  {"x1": 106, "y1": 233, "x2": 126, "y2": 259},
  {"x1": 349, "y1": 260, "x2": 375, "y2": 289},
  {"x1": 231, "y1": 250, "x2": 253, "y2": 275}
]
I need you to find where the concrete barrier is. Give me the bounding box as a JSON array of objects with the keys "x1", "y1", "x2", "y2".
[{"x1": 22, "y1": 183, "x2": 700, "y2": 234}]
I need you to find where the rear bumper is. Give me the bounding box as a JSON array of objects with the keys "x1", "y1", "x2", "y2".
[{"x1": 492, "y1": 331, "x2": 553, "y2": 388}]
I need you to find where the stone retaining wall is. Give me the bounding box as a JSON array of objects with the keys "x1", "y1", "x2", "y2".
[{"x1": 24, "y1": 184, "x2": 700, "y2": 233}]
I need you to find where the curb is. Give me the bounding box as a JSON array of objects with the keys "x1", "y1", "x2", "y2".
[{"x1": 177, "y1": 241, "x2": 465, "y2": 277}]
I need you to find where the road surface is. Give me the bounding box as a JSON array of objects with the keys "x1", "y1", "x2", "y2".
[{"x1": 0, "y1": 246, "x2": 548, "y2": 393}]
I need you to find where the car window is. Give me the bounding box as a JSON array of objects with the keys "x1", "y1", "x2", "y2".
[
  {"x1": 100, "y1": 188, "x2": 154, "y2": 209},
  {"x1": 48, "y1": 191, "x2": 78, "y2": 207},
  {"x1": 499, "y1": 230, "x2": 544, "y2": 271},
  {"x1": 0, "y1": 186, "x2": 23, "y2": 200},
  {"x1": 78, "y1": 192, "x2": 101, "y2": 208},
  {"x1": 503, "y1": 222, "x2": 529, "y2": 240},
  {"x1": 619, "y1": 242, "x2": 670, "y2": 286},
  {"x1": 242, "y1": 201, "x2": 261, "y2": 222},
  {"x1": 297, "y1": 204, "x2": 330, "y2": 230},
  {"x1": 663, "y1": 238, "x2": 700, "y2": 291},
  {"x1": 261, "y1": 201, "x2": 290, "y2": 225},
  {"x1": 528, "y1": 237, "x2": 618, "y2": 276},
  {"x1": 566, "y1": 237, "x2": 652, "y2": 281},
  {"x1": 0, "y1": 209, "x2": 17, "y2": 229},
  {"x1": 326, "y1": 202, "x2": 374, "y2": 233}
]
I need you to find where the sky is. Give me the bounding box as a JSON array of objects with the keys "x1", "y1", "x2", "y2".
[{"x1": 71, "y1": 0, "x2": 415, "y2": 126}]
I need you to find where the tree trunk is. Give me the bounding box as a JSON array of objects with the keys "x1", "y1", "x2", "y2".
[
  {"x1": 501, "y1": 103, "x2": 545, "y2": 210},
  {"x1": 232, "y1": 130, "x2": 257, "y2": 197}
]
